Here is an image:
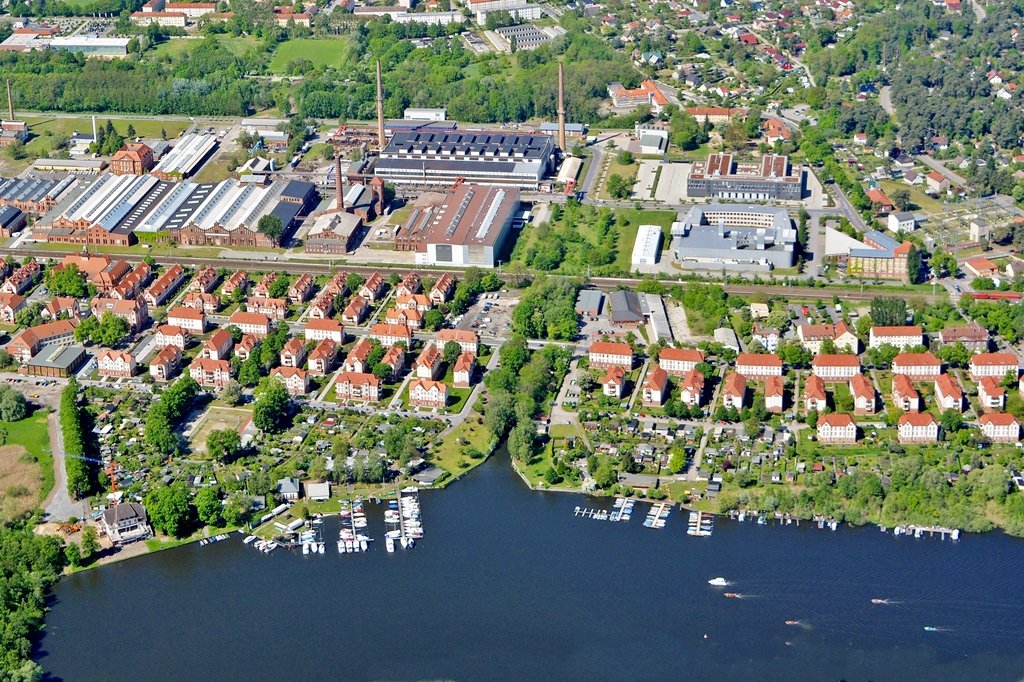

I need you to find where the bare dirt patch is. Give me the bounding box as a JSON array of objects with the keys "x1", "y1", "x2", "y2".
[{"x1": 0, "y1": 445, "x2": 40, "y2": 521}]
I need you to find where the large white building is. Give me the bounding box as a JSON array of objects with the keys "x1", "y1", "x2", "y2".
[{"x1": 631, "y1": 224, "x2": 663, "y2": 267}]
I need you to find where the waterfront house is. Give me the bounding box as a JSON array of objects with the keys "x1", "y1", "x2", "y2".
[
  {"x1": 277, "y1": 477, "x2": 301, "y2": 501},
  {"x1": 101, "y1": 502, "x2": 152, "y2": 545}
]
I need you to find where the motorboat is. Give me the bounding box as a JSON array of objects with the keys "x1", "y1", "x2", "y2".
[
  {"x1": 317, "y1": 542, "x2": 325, "y2": 554},
  {"x1": 724, "y1": 593, "x2": 740, "y2": 599},
  {"x1": 871, "y1": 599, "x2": 891, "y2": 605},
  {"x1": 708, "y1": 578, "x2": 729, "y2": 587},
  {"x1": 386, "y1": 536, "x2": 395, "y2": 553},
  {"x1": 785, "y1": 621, "x2": 799, "y2": 626}
]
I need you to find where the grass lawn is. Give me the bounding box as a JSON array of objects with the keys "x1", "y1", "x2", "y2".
[
  {"x1": 188, "y1": 406, "x2": 253, "y2": 455},
  {"x1": 23, "y1": 116, "x2": 189, "y2": 144},
  {"x1": 549, "y1": 423, "x2": 582, "y2": 439},
  {"x1": 269, "y1": 38, "x2": 354, "y2": 73},
  {"x1": 0, "y1": 408, "x2": 52, "y2": 522},
  {"x1": 598, "y1": 156, "x2": 639, "y2": 201},
  {"x1": 612, "y1": 208, "x2": 677, "y2": 272},
  {"x1": 431, "y1": 419, "x2": 494, "y2": 478},
  {"x1": 151, "y1": 36, "x2": 258, "y2": 60},
  {"x1": 27, "y1": 241, "x2": 225, "y2": 259},
  {"x1": 194, "y1": 160, "x2": 236, "y2": 183},
  {"x1": 878, "y1": 180, "x2": 946, "y2": 216}
]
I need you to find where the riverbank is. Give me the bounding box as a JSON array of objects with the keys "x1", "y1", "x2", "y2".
[{"x1": 37, "y1": 450, "x2": 1024, "y2": 682}]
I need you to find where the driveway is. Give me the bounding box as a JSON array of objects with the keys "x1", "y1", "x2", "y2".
[{"x1": 42, "y1": 411, "x2": 88, "y2": 522}]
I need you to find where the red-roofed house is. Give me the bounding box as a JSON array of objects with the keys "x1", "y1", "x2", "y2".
[
  {"x1": 978, "y1": 376, "x2": 1006, "y2": 410},
  {"x1": 589, "y1": 341, "x2": 633, "y2": 369},
  {"x1": 811, "y1": 354, "x2": 860, "y2": 381},
  {"x1": 803, "y1": 374, "x2": 827, "y2": 412},
  {"x1": 149, "y1": 345, "x2": 181, "y2": 382},
  {"x1": 454, "y1": 352, "x2": 476, "y2": 388},
  {"x1": 335, "y1": 372, "x2": 381, "y2": 402},
  {"x1": 308, "y1": 340, "x2": 337, "y2": 376},
  {"x1": 228, "y1": 311, "x2": 271, "y2": 337},
  {"x1": 891, "y1": 374, "x2": 920, "y2": 412},
  {"x1": 280, "y1": 338, "x2": 307, "y2": 368},
  {"x1": 934, "y1": 374, "x2": 963, "y2": 412},
  {"x1": 964, "y1": 258, "x2": 1000, "y2": 278},
  {"x1": 764, "y1": 375, "x2": 784, "y2": 413},
  {"x1": 866, "y1": 188, "x2": 894, "y2": 213},
  {"x1": 735, "y1": 353, "x2": 783, "y2": 378},
  {"x1": 271, "y1": 366, "x2": 309, "y2": 396},
  {"x1": 167, "y1": 306, "x2": 205, "y2": 333},
  {"x1": 898, "y1": 412, "x2": 939, "y2": 443},
  {"x1": 722, "y1": 372, "x2": 746, "y2": 409},
  {"x1": 869, "y1": 325, "x2": 923, "y2": 350},
  {"x1": 642, "y1": 365, "x2": 669, "y2": 407},
  {"x1": 200, "y1": 329, "x2": 233, "y2": 361},
  {"x1": 850, "y1": 373, "x2": 875, "y2": 415},
  {"x1": 304, "y1": 318, "x2": 345, "y2": 344},
  {"x1": 97, "y1": 350, "x2": 135, "y2": 378},
  {"x1": 679, "y1": 369, "x2": 704, "y2": 407},
  {"x1": 189, "y1": 357, "x2": 230, "y2": 389},
  {"x1": 409, "y1": 378, "x2": 448, "y2": 409},
  {"x1": 892, "y1": 353, "x2": 942, "y2": 380},
  {"x1": 602, "y1": 366, "x2": 627, "y2": 399},
  {"x1": 980, "y1": 413, "x2": 1019, "y2": 443},
  {"x1": 818, "y1": 414, "x2": 857, "y2": 444},
  {"x1": 969, "y1": 353, "x2": 1019, "y2": 380}
]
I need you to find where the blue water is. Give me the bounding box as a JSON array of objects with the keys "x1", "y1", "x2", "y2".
[{"x1": 38, "y1": 452, "x2": 1024, "y2": 681}]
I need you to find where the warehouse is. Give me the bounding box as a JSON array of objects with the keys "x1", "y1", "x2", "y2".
[
  {"x1": 37, "y1": 173, "x2": 162, "y2": 246},
  {"x1": 25, "y1": 344, "x2": 87, "y2": 378},
  {"x1": 685, "y1": 153, "x2": 804, "y2": 201},
  {"x1": 304, "y1": 211, "x2": 362, "y2": 255},
  {"x1": 49, "y1": 36, "x2": 131, "y2": 58},
  {"x1": 0, "y1": 175, "x2": 77, "y2": 213},
  {"x1": 671, "y1": 204, "x2": 796, "y2": 270},
  {"x1": 396, "y1": 184, "x2": 520, "y2": 268},
  {"x1": 373, "y1": 131, "x2": 555, "y2": 190},
  {"x1": 631, "y1": 224, "x2": 663, "y2": 266},
  {"x1": 151, "y1": 133, "x2": 218, "y2": 180}
]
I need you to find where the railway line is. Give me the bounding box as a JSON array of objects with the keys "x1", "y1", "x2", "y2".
[{"x1": 6, "y1": 246, "x2": 949, "y2": 304}]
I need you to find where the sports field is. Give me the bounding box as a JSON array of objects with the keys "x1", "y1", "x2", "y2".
[
  {"x1": 269, "y1": 38, "x2": 354, "y2": 73},
  {"x1": 189, "y1": 407, "x2": 252, "y2": 454}
]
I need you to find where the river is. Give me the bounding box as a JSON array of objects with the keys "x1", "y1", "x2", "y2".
[{"x1": 38, "y1": 451, "x2": 1024, "y2": 681}]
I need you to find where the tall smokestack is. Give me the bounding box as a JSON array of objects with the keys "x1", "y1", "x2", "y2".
[
  {"x1": 557, "y1": 63, "x2": 566, "y2": 151},
  {"x1": 5, "y1": 80, "x2": 12, "y2": 121},
  {"x1": 92, "y1": 115, "x2": 97, "y2": 141},
  {"x1": 376, "y1": 59, "x2": 385, "y2": 151},
  {"x1": 334, "y1": 145, "x2": 345, "y2": 212}
]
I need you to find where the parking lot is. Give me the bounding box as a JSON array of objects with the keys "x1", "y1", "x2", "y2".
[{"x1": 455, "y1": 291, "x2": 518, "y2": 339}]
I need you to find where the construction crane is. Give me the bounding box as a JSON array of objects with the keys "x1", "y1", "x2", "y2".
[
  {"x1": 61, "y1": 452, "x2": 120, "y2": 501},
  {"x1": 451, "y1": 176, "x2": 465, "y2": 190}
]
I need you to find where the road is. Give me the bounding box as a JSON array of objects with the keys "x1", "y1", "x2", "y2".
[
  {"x1": 815, "y1": 184, "x2": 867, "y2": 232},
  {"x1": 972, "y1": 0, "x2": 986, "y2": 22},
  {"x1": 916, "y1": 154, "x2": 969, "y2": 189},
  {"x1": 42, "y1": 411, "x2": 87, "y2": 522}
]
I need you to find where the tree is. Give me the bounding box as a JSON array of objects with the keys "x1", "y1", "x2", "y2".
[
  {"x1": 723, "y1": 120, "x2": 748, "y2": 150},
  {"x1": 372, "y1": 362, "x2": 392, "y2": 381},
  {"x1": 145, "y1": 484, "x2": 194, "y2": 538},
  {"x1": 95, "y1": 312, "x2": 130, "y2": 347},
  {"x1": 0, "y1": 385, "x2": 27, "y2": 422},
  {"x1": 64, "y1": 542, "x2": 82, "y2": 568},
  {"x1": 206, "y1": 428, "x2": 241, "y2": 461},
  {"x1": 906, "y1": 245, "x2": 923, "y2": 284},
  {"x1": 45, "y1": 264, "x2": 88, "y2": 297},
  {"x1": 422, "y1": 308, "x2": 444, "y2": 331},
  {"x1": 73, "y1": 315, "x2": 99, "y2": 343},
  {"x1": 499, "y1": 334, "x2": 530, "y2": 373},
  {"x1": 617, "y1": 150, "x2": 634, "y2": 165},
  {"x1": 194, "y1": 487, "x2": 224, "y2": 527},
  {"x1": 126, "y1": 123, "x2": 136, "y2": 138},
  {"x1": 593, "y1": 463, "x2": 616, "y2": 488},
  {"x1": 870, "y1": 297, "x2": 908, "y2": 327},
  {"x1": 890, "y1": 187, "x2": 912, "y2": 211},
  {"x1": 442, "y1": 341, "x2": 462, "y2": 366},
  {"x1": 257, "y1": 214, "x2": 285, "y2": 244},
  {"x1": 606, "y1": 174, "x2": 632, "y2": 199},
  {"x1": 221, "y1": 379, "x2": 243, "y2": 406},
  {"x1": 80, "y1": 526, "x2": 99, "y2": 561},
  {"x1": 940, "y1": 409, "x2": 963, "y2": 435},
  {"x1": 253, "y1": 379, "x2": 292, "y2": 433},
  {"x1": 238, "y1": 351, "x2": 262, "y2": 387},
  {"x1": 668, "y1": 450, "x2": 686, "y2": 474}
]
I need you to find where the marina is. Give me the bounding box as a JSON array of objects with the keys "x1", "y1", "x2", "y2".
[
  {"x1": 687, "y1": 511, "x2": 714, "y2": 537},
  {"x1": 643, "y1": 501, "x2": 670, "y2": 529},
  {"x1": 41, "y1": 452, "x2": 1024, "y2": 682}
]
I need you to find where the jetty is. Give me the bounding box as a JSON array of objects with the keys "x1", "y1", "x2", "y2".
[
  {"x1": 893, "y1": 525, "x2": 960, "y2": 541},
  {"x1": 643, "y1": 502, "x2": 670, "y2": 529},
  {"x1": 687, "y1": 511, "x2": 713, "y2": 536}
]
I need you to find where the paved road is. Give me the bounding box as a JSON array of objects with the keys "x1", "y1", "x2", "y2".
[
  {"x1": 42, "y1": 411, "x2": 87, "y2": 522},
  {"x1": 916, "y1": 154, "x2": 969, "y2": 188}
]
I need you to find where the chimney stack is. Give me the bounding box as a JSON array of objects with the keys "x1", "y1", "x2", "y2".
[
  {"x1": 92, "y1": 115, "x2": 97, "y2": 142},
  {"x1": 334, "y1": 145, "x2": 345, "y2": 212},
  {"x1": 376, "y1": 59, "x2": 385, "y2": 151},
  {"x1": 557, "y1": 63, "x2": 566, "y2": 151},
  {"x1": 6, "y1": 80, "x2": 13, "y2": 121}
]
